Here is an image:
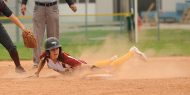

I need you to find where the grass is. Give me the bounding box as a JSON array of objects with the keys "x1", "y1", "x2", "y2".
[
  {"x1": 138, "y1": 29, "x2": 190, "y2": 56},
  {"x1": 0, "y1": 30, "x2": 114, "y2": 60},
  {"x1": 59, "y1": 30, "x2": 113, "y2": 56},
  {"x1": 0, "y1": 29, "x2": 190, "y2": 60}
]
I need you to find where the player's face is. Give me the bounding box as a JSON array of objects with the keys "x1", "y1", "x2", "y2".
[{"x1": 50, "y1": 47, "x2": 60, "y2": 60}]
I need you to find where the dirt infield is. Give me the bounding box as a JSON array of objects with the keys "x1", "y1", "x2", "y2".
[{"x1": 0, "y1": 56, "x2": 190, "y2": 95}]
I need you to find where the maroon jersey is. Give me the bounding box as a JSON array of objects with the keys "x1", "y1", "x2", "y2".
[{"x1": 40, "y1": 51, "x2": 86, "y2": 68}]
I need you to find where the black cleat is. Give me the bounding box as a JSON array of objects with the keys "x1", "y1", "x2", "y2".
[{"x1": 15, "y1": 66, "x2": 26, "y2": 73}]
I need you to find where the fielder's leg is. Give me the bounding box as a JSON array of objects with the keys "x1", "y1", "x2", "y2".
[{"x1": 0, "y1": 23, "x2": 25, "y2": 73}]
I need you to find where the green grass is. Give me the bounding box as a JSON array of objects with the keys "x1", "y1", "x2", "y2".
[
  {"x1": 138, "y1": 29, "x2": 190, "y2": 56},
  {"x1": 0, "y1": 30, "x2": 114, "y2": 60},
  {"x1": 0, "y1": 42, "x2": 33, "y2": 60},
  {"x1": 0, "y1": 29, "x2": 190, "y2": 60},
  {"x1": 59, "y1": 30, "x2": 114, "y2": 56}
]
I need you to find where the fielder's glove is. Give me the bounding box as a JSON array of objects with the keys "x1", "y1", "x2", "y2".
[{"x1": 22, "y1": 29, "x2": 37, "y2": 48}]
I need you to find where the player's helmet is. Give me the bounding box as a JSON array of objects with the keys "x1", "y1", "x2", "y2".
[{"x1": 45, "y1": 37, "x2": 61, "y2": 50}]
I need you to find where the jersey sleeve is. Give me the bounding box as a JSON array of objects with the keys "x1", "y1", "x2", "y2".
[
  {"x1": 65, "y1": 0, "x2": 74, "y2": 6},
  {"x1": 0, "y1": 1, "x2": 13, "y2": 17},
  {"x1": 62, "y1": 53, "x2": 82, "y2": 68}
]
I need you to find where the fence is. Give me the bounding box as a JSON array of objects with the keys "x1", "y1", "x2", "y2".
[
  {"x1": 1, "y1": 0, "x2": 190, "y2": 57},
  {"x1": 1, "y1": 0, "x2": 190, "y2": 43}
]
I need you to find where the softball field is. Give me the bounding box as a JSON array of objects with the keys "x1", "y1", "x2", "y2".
[{"x1": 0, "y1": 56, "x2": 190, "y2": 95}]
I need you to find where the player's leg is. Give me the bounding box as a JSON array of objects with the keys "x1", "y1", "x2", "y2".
[
  {"x1": 110, "y1": 46, "x2": 147, "y2": 67},
  {"x1": 32, "y1": 5, "x2": 46, "y2": 67},
  {"x1": 93, "y1": 46, "x2": 147, "y2": 68},
  {"x1": 0, "y1": 23, "x2": 25, "y2": 73},
  {"x1": 93, "y1": 55, "x2": 118, "y2": 68},
  {"x1": 93, "y1": 50, "x2": 134, "y2": 68},
  {"x1": 129, "y1": 46, "x2": 147, "y2": 61},
  {"x1": 110, "y1": 52, "x2": 134, "y2": 67},
  {"x1": 46, "y1": 4, "x2": 59, "y2": 39}
]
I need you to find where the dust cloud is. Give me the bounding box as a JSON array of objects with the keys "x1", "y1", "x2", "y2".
[
  {"x1": 78, "y1": 35, "x2": 190, "y2": 79},
  {"x1": 1, "y1": 36, "x2": 190, "y2": 80}
]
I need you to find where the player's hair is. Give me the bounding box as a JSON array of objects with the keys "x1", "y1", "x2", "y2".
[{"x1": 39, "y1": 47, "x2": 66, "y2": 68}]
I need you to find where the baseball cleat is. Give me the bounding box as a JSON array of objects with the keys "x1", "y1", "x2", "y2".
[
  {"x1": 15, "y1": 66, "x2": 26, "y2": 73},
  {"x1": 109, "y1": 55, "x2": 118, "y2": 61},
  {"x1": 33, "y1": 63, "x2": 38, "y2": 68},
  {"x1": 129, "y1": 46, "x2": 148, "y2": 61}
]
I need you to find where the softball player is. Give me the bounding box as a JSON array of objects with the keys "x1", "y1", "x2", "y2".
[
  {"x1": 34, "y1": 37, "x2": 85, "y2": 77},
  {"x1": 0, "y1": 0, "x2": 26, "y2": 73},
  {"x1": 34, "y1": 37, "x2": 147, "y2": 77},
  {"x1": 21, "y1": 0, "x2": 77, "y2": 68}
]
